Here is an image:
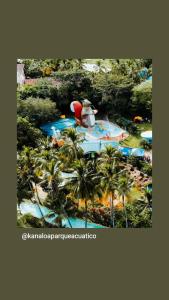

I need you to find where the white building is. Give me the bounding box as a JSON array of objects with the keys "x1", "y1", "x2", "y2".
[{"x1": 17, "y1": 63, "x2": 25, "y2": 85}]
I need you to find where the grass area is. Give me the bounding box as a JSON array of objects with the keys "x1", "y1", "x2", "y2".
[
  {"x1": 122, "y1": 135, "x2": 141, "y2": 148},
  {"x1": 121, "y1": 122, "x2": 152, "y2": 148},
  {"x1": 136, "y1": 123, "x2": 152, "y2": 132}
]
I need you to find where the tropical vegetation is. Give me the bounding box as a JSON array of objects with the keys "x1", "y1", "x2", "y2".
[{"x1": 17, "y1": 58, "x2": 152, "y2": 228}]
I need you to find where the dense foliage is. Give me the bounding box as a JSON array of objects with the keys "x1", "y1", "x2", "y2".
[
  {"x1": 18, "y1": 58, "x2": 152, "y2": 118},
  {"x1": 17, "y1": 58, "x2": 152, "y2": 228},
  {"x1": 17, "y1": 98, "x2": 58, "y2": 126},
  {"x1": 17, "y1": 116, "x2": 43, "y2": 149},
  {"x1": 131, "y1": 80, "x2": 152, "y2": 118},
  {"x1": 19, "y1": 79, "x2": 58, "y2": 100}
]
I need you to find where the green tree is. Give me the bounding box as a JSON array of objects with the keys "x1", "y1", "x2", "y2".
[
  {"x1": 117, "y1": 173, "x2": 133, "y2": 228},
  {"x1": 68, "y1": 159, "x2": 99, "y2": 228},
  {"x1": 126, "y1": 198, "x2": 152, "y2": 228},
  {"x1": 99, "y1": 163, "x2": 117, "y2": 227},
  {"x1": 39, "y1": 159, "x2": 73, "y2": 228},
  {"x1": 98, "y1": 145, "x2": 123, "y2": 227},
  {"x1": 17, "y1": 146, "x2": 36, "y2": 202},
  {"x1": 17, "y1": 98, "x2": 58, "y2": 125},
  {"x1": 99, "y1": 145, "x2": 122, "y2": 165},
  {"x1": 131, "y1": 80, "x2": 152, "y2": 118},
  {"x1": 61, "y1": 128, "x2": 84, "y2": 160},
  {"x1": 17, "y1": 116, "x2": 43, "y2": 149}
]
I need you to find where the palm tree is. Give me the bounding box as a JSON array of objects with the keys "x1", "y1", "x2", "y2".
[
  {"x1": 74, "y1": 59, "x2": 84, "y2": 70},
  {"x1": 37, "y1": 159, "x2": 72, "y2": 228},
  {"x1": 98, "y1": 145, "x2": 124, "y2": 228},
  {"x1": 17, "y1": 146, "x2": 38, "y2": 203},
  {"x1": 117, "y1": 173, "x2": 133, "y2": 228},
  {"x1": 99, "y1": 145, "x2": 122, "y2": 166},
  {"x1": 17, "y1": 146, "x2": 49, "y2": 227},
  {"x1": 99, "y1": 163, "x2": 118, "y2": 228},
  {"x1": 62, "y1": 128, "x2": 84, "y2": 160},
  {"x1": 68, "y1": 159, "x2": 99, "y2": 228},
  {"x1": 136, "y1": 186, "x2": 152, "y2": 220},
  {"x1": 30, "y1": 181, "x2": 48, "y2": 226}
]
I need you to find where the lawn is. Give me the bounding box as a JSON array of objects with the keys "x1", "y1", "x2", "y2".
[{"x1": 121, "y1": 122, "x2": 152, "y2": 148}]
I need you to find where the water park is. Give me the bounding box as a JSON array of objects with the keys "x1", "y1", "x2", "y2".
[{"x1": 17, "y1": 59, "x2": 152, "y2": 228}]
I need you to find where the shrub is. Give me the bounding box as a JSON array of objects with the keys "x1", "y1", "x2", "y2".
[
  {"x1": 113, "y1": 116, "x2": 138, "y2": 134},
  {"x1": 19, "y1": 79, "x2": 57, "y2": 100},
  {"x1": 140, "y1": 163, "x2": 152, "y2": 176},
  {"x1": 17, "y1": 98, "x2": 58, "y2": 125},
  {"x1": 22, "y1": 59, "x2": 43, "y2": 78},
  {"x1": 127, "y1": 123, "x2": 138, "y2": 135},
  {"x1": 125, "y1": 202, "x2": 152, "y2": 228},
  {"x1": 17, "y1": 116, "x2": 43, "y2": 149},
  {"x1": 127, "y1": 156, "x2": 144, "y2": 170},
  {"x1": 143, "y1": 59, "x2": 152, "y2": 69},
  {"x1": 140, "y1": 139, "x2": 152, "y2": 150}
]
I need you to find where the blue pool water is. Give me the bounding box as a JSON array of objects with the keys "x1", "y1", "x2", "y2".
[
  {"x1": 63, "y1": 218, "x2": 106, "y2": 229},
  {"x1": 40, "y1": 118, "x2": 144, "y2": 156},
  {"x1": 118, "y1": 146, "x2": 145, "y2": 157},
  {"x1": 19, "y1": 201, "x2": 106, "y2": 228},
  {"x1": 41, "y1": 118, "x2": 125, "y2": 140},
  {"x1": 141, "y1": 131, "x2": 152, "y2": 143},
  {"x1": 41, "y1": 118, "x2": 76, "y2": 136},
  {"x1": 76, "y1": 120, "x2": 125, "y2": 139}
]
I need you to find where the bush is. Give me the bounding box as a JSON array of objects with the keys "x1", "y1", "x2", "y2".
[
  {"x1": 140, "y1": 163, "x2": 152, "y2": 176},
  {"x1": 125, "y1": 202, "x2": 152, "y2": 228},
  {"x1": 22, "y1": 59, "x2": 43, "y2": 78},
  {"x1": 19, "y1": 79, "x2": 58, "y2": 100},
  {"x1": 127, "y1": 156, "x2": 144, "y2": 170},
  {"x1": 17, "y1": 98, "x2": 59, "y2": 125},
  {"x1": 143, "y1": 59, "x2": 152, "y2": 69},
  {"x1": 140, "y1": 139, "x2": 152, "y2": 150},
  {"x1": 127, "y1": 123, "x2": 138, "y2": 135},
  {"x1": 17, "y1": 116, "x2": 43, "y2": 149},
  {"x1": 113, "y1": 116, "x2": 138, "y2": 134}
]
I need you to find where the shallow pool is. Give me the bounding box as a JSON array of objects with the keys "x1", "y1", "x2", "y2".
[
  {"x1": 41, "y1": 118, "x2": 125, "y2": 140},
  {"x1": 41, "y1": 118, "x2": 76, "y2": 136},
  {"x1": 141, "y1": 131, "x2": 152, "y2": 143},
  {"x1": 19, "y1": 201, "x2": 106, "y2": 228},
  {"x1": 76, "y1": 120, "x2": 125, "y2": 139}
]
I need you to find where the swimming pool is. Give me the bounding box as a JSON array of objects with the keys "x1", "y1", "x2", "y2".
[
  {"x1": 141, "y1": 131, "x2": 152, "y2": 143},
  {"x1": 41, "y1": 118, "x2": 126, "y2": 141},
  {"x1": 76, "y1": 120, "x2": 125, "y2": 139},
  {"x1": 19, "y1": 200, "x2": 106, "y2": 228},
  {"x1": 41, "y1": 118, "x2": 76, "y2": 136}
]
